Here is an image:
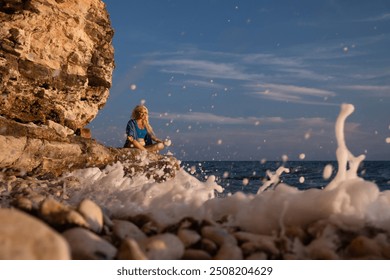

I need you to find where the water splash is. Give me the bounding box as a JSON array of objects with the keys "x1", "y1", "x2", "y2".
[
  {"x1": 257, "y1": 166, "x2": 290, "y2": 194},
  {"x1": 65, "y1": 104, "x2": 390, "y2": 236},
  {"x1": 328, "y1": 103, "x2": 365, "y2": 189}
]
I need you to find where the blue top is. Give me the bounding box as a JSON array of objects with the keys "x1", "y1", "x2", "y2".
[
  {"x1": 125, "y1": 119, "x2": 152, "y2": 145},
  {"x1": 135, "y1": 121, "x2": 147, "y2": 139}
]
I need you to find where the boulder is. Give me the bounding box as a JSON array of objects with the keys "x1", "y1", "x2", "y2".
[
  {"x1": 0, "y1": 0, "x2": 114, "y2": 131},
  {"x1": 0, "y1": 208, "x2": 70, "y2": 259},
  {"x1": 62, "y1": 227, "x2": 117, "y2": 260}
]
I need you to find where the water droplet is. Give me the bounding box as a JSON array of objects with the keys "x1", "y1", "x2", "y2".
[
  {"x1": 323, "y1": 164, "x2": 333, "y2": 180},
  {"x1": 130, "y1": 84, "x2": 137, "y2": 91}
]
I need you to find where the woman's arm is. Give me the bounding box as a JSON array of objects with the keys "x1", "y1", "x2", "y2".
[{"x1": 151, "y1": 134, "x2": 163, "y2": 143}]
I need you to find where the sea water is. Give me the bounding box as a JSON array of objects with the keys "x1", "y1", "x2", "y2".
[
  {"x1": 181, "y1": 160, "x2": 390, "y2": 195},
  {"x1": 66, "y1": 104, "x2": 390, "y2": 236}
]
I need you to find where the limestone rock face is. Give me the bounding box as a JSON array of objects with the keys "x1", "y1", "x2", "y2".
[
  {"x1": 0, "y1": 0, "x2": 114, "y2": 130},
  {"x1": 0, "y1": 0, "x2": 179, "y2": 180}
]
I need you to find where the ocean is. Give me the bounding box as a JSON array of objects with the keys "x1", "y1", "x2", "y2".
[{"x1": 182, "y1": 160, "x2": 390, "y2": 195}]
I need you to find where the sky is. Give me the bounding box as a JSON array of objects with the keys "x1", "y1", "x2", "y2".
[{"x1": 89, "y1": 0, "x2": 390, "y2": 161}]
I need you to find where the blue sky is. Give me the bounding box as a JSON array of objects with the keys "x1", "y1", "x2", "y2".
[{"x1": 90, "y1": 0, "x2": 390, "y2": 161}]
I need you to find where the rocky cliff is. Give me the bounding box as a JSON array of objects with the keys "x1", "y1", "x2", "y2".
[
  {"x1": 0, "y1": 0, "x2": 179, "y2": 177},
  {"x1": 0, "y1": 0, "x2": 114, "y2": 130}
]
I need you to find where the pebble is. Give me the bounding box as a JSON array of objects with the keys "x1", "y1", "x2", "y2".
[
  {"x1": 234, "y1": 231, "x2": 278, "y2": 255},
  {"x1": 102, "y1": 211, "x2": 114, "y2": 228},
  {"x1": 40, "y1": 197, "x2": 88, "y2": 228},
  {"x1": 141, "y1": 233, "x2": 184, "y2": 260},
  {"x1": 62, "y1": 227, "x2": 117, "y2": 260},
  {"x1": 201, "y1": 225, "x2": 237, "y2": 246},
  {"x1": 3, "y1": 173, "x2": 390, "y2": 260},
  {"x1": 214, "y1": 243, "x2": 243, "y2": 260},
  {"x1": 116, "y1": 238, "x2": 148, "y2": 260},
  {"x1": 177, "y1": 228, "x2": 201, "y2": 248},
  {"x1": 306, "y1": 238, "x2": 340, "y2": 260},
  {"x1": 112, "y1": 219, "x2": 147, "y2": 242},
  {"x1": 376, "y1": 234, "x2": 390, "y2": 259},
  {"x1": 0, "y1": 208, "x2": 70, "y2": 259},
  {"x1": 246, "y1": 252, "x2": 268, "y2": 260},
  {"x1": 182, "y1": 249, "x2": 212, "y2": 260},
  {"x1": 346, "y1": 235, "x2": 382, "y2": 259},
  {"x1": 200, "y1": 238, "x2": 218, "y2": 255},
  {"x1": 78, "y1": 198, "x2": 104, "y2": 233}
]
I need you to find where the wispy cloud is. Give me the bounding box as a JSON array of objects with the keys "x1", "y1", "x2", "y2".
[
  {"x1": 149, "y1": 58, "x2": 261, "y2": 81},
  {"x1": 151, "y1": 111, "x2": 337, "y2": 128},
  {"x1": 241, "y1": 53, "x2": 303, "y2": 68},
  {"x1": 170, "y1": 79, "x2": 228, "y2": 90},
  {"x1": 145, "y1": 49, "x2": 339, "y2": 105},
  {"x1": 360, "y1": 13, "x2": 390, "y2": 22},
  {"x1": 140, "y1": 34, "x2": 389, "y2": 107},
  {"x1": 248, "y1": 83, "x2": 337, "y2": 105},
  {"x1": 151, "y1": 111, "x2": 257, "y2": 125},
  {"x1": 339, "y1": 85, "x2": 390, "y2": 96}
]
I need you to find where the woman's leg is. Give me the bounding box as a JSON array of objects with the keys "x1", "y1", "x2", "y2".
[{"x1": 145, "y1": 142, "x2": 165, "y2": 152}]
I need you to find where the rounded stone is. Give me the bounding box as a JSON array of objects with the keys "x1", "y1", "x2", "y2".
[
  {"x1": 177, "y1": 228, "x2": 201, "y2": 248},
  {"x1": 0, "y1": 208, "x2": 70, "y2": 259},
  {"x1": 201, "y1": 225, "x2": 237, "y2": 246},
  {"x1": 116, "y1": 238, "x2": 147, "y2": 260},
  {"x1": 141, "y1": 233, "x2": 184, "y2": 260},
  {"x1": 112, "y1": 219, "x2": 147, "y2": 242},
  {"x1": 62, "y1": 227, "x2": 117, "y2": 260},
  {"x1": 78, "y1": 198, "x2": 104, "y2": 233}
]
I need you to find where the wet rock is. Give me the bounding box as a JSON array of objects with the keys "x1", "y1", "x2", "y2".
[
  {"x1": 112, "y1": 220, "x2": 147, "y2": 242},
  {"x1": 200, "y1": 238, "x2": 218, "y2": 256},
  {"x1": 346, "y1": 235, "x2": 382, "y2": 259},
  {"x1": 177, "y1": 228, "x2": 201, "y2": 248},
  {"x1": 130, "y1": 214, "x2": 162, "y2": 235},
  {"x1": 284, "y1": 225, "x2": 309, "y2": 243},
  {"x1": 116, "y1": 238, "x2": 148, "y2": 260},
  {"x1": 141, "y1": 233, "x2": 184, "y2": 260},
  {"x1": 201, "y1": 225, "x2": 237, "y2": 246},
  {"x1": 102, "y1": 211, "x2": 114, "y2": 228},
  {"x1": 78, "y1": 198, "x2": 104, "y2": 233},
  {"x1": 241, "y1": 242, "x2": 266, "y2": 257},
  {"x1": 246, "y1": 252, "x2": 268, "y2": 260},
  {"x1": 306, "y1": 238, "x2": 340, "y2": 260},
  {"x1": 40, "y1": 197, "x2": 88, "y2": 228},
  {"x1": 376, "y1": 234, "x2": 390, "y2": 259},
  {"x1": 234, "y1": 231, "x2": 279, "y2": 256},
  {"x1": 62, "y1": 227, "x2": 117, "y2": 260},
  {"x1": 183, "y1": 249, "x2": 212, "y2": 260},
  {"x1": 214, "y1": 243, "x2": 243, "y2": 260},
  {"x1": 0, "y1": 208, "x2": 70, "y2": 259}
]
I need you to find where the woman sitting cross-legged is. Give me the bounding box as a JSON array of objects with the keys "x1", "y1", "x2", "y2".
[{"x1": 123, "y1": 105, "x2": 165, "y2": 152}]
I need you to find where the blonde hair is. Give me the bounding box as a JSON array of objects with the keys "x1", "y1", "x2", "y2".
[{"x1": 131, "y1": 105, "x2": 154, "y2": 135}]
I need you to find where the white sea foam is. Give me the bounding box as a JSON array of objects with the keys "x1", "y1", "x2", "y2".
[{"x1": 66, "y1": 104, "x2": 390, "y2": 235}]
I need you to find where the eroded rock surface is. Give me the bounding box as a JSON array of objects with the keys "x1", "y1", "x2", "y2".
[{"x1": 0, "y1": 0, "x2": 114, "y2": 131}]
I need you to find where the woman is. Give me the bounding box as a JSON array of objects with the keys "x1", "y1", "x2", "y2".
[{"x1": 124, "y1": 105, "x2": 165, "y2": 152}]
